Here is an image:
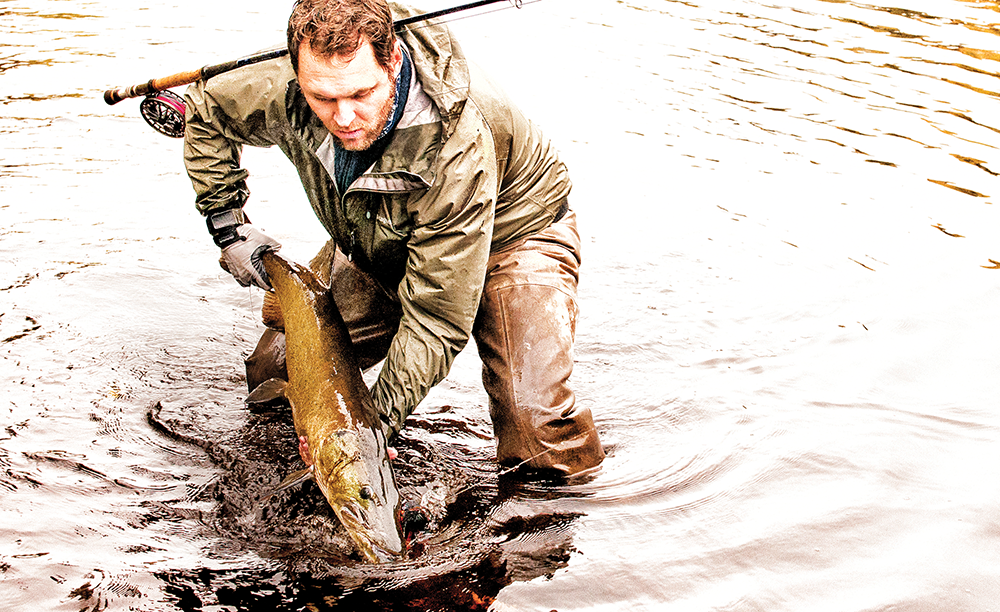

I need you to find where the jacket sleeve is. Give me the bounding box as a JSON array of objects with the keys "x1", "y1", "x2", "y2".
[
  {"x1": 371, "y1": 102, "x2": 497, "y2": 433},
  {"x1": 183, "y1": 60, "x2": 286, "y2": 214}
]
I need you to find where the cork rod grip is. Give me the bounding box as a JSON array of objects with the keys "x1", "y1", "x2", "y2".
[{"x1": 103, "y1": 67, "x2": 204, "y2": 105}]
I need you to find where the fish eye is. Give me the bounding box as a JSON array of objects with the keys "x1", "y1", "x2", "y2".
[{"x1": 359, "y1": 486, "x2": 374, "y2": 501}]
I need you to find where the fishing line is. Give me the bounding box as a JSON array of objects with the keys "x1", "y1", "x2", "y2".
[
  {"x1": 395, "y1": 0, "x2": 525, "y2": 28},
  {"x1": 433, "y1": 446, "x2": 558, "y2": 505},
  {"x1": 495, "y1": 446, "x2": 556, "y2": 478}
]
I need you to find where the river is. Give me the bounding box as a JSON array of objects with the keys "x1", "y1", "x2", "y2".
[{"x1": 2, "y1": 0, "x2": 998, "y2": 610}]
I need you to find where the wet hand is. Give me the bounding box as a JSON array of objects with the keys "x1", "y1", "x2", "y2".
[{"x1": 298, "y1": 435, "x2": 312, "y2": 466}]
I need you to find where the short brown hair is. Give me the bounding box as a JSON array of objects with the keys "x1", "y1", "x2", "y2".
[{"x1": 287, "y1": 0, "x2": 396, "y2": 73}]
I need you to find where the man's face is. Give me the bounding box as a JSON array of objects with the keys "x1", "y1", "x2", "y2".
[{"x1": 297, "y1": 38, "x2": 403, "y2": 151}]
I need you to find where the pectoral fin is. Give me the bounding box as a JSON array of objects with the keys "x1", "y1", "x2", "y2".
[
  {"x1": 261, "y1": 289, "x2": 285, "y2": 330},
  {"x1": 263, "y1": 466, "x2": 315, "y2": 501},
  {"x1": 245, "y1": 377, "x2": 288, "y2": 411}
]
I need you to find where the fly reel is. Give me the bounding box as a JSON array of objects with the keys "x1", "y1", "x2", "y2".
[{"x1": 139, "y1": 90, "x2": 186, "y2": 138}]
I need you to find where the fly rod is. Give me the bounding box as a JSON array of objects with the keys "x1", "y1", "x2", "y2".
[
  {"x1": 102, "y1": 47, "x2": 288, "y2": 106},
  {"x1": 103, "y1": 0, "x2": 524, "y2": 137}
]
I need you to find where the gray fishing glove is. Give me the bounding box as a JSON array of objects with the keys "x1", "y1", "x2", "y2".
[{"x1": 207, "y1": 208, "x2": 281, "y2": 291}]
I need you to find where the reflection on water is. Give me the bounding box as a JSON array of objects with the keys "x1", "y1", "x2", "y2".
[{"x1": 2, "y1": 0, "x2": 999, "y2": 610}]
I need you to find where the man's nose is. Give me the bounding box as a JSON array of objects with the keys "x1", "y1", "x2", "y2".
[{"x1": 333, "y1": 101, "x2": 356, "y2": 127}]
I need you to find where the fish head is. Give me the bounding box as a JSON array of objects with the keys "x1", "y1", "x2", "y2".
[{"x1": 313, "y1": 427, "x2": 404, "y2": 563}]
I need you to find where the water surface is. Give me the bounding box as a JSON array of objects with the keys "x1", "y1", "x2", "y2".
[{"x1": 2, "y1": 0, "x2": 998, "y2": 610}]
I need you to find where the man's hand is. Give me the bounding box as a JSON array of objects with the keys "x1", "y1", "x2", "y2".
[{"x1": 219, "y1": 225, "x2": 281, "y2": 290}]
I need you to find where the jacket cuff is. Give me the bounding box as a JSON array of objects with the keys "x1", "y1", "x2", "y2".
[{"x1": 206, "y1": 207, "x2": 247, "y2": 248}]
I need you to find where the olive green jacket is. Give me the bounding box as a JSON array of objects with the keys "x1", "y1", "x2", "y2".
[{"x1": 183, "y1": 3, "x2": 572, "y2": 432}]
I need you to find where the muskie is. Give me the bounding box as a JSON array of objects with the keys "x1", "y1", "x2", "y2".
[{"x1": 250, "y1": 251, "x2": 405, "y2": 563}]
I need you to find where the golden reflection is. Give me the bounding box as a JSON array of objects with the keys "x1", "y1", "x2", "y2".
[
  {"x1": 927, "y1": 179, "x2": 989, "y2": 198},
  {"x1": 932, "y1": 223, "x2": 965, "y2": 238},
  {"x1": 835, "y1": 17, "x2": 925, "y2": 41},
  {"x1": 1, "y1": 10, "x2": 100, "y2": 20},
  {"x1": 0, "y1": 57, "x2": 56, "y2": 74},
  {"x1": 951, "y1": 154, "x2": 999, "y2": 176},
  {"x1": 955, "y1": 46, "x2": 1000, "y2": 63},
  {"x1": 922, "y1": 117, "x2": 995, "y2": 149}
]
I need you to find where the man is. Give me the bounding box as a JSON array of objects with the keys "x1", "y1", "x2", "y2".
[{"x1": 184, "y1": 0, "x2": 604, "y2": 476}]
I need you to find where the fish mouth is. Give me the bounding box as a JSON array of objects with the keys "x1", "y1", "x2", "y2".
[{"x1": 334, "y1": 501, "x2": 405, "y2": 564}]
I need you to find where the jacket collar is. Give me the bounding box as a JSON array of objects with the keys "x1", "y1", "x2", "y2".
[{"x1": 304, "y1": 44, "x2": 441, "y2": 194}]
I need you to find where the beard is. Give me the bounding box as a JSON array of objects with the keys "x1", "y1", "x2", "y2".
[{"x1": 332, "y1": 75, "x2": 397, "y2": 152}]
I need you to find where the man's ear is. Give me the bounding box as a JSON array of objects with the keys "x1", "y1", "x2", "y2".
[{"x1": 390, "y1": 39, "x2": 404, "y2": 78}]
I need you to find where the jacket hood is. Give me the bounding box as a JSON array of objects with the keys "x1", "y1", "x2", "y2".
[{"x1": 391, "y1": 2, "x2": 470, "y2": 134}]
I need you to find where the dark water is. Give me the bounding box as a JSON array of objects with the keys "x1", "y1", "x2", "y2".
[{"x1": 2, "y1": 0, "x2": 999, "y2": 610}]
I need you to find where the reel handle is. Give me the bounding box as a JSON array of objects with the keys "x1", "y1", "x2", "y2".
[{"x1": 104, "y1": 68, "x2": 204, "y2": 105}]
